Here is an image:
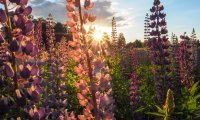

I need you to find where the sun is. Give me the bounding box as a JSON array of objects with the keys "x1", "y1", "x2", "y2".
[
  {"x1": 85, "y1": 25, "x2": 111, "y2": 42},
  {"x1": 94, "y1": 30, "x2": 103, "y2": 40}
]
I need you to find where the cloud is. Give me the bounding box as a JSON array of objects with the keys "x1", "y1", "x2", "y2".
[
  {"x1": 30, "y1": 0, "x2": 133, "y2": 28},
  {"x1": 91, "y1": 0, "x2": 134, "y2": 28},
  {"x1": 30, "y1": 0, "x2": 46, "y2": 6},
  {"x1": 91, "y1": 0, "x2": 114, "y2": 27},
  {"x1": 30, "y1": 0, "x2": 66, "y2": 22}
]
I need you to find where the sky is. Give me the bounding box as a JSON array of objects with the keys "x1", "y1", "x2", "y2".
[{"x1": 1, "y1": 0, "x2": 200, "y2": 43}]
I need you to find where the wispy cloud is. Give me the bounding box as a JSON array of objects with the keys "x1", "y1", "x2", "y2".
[{"x1": 30, "y1": 0, "x2": 134, "y2": 28}]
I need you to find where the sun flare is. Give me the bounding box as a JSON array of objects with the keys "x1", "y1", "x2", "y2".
[{"x1": 94, "y1": 30, "x2": 103, "y2": 40}]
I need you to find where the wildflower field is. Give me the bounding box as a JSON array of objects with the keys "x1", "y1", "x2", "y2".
[{"x1": 0, "y1": 0, "x2": 200, "y2": 120}]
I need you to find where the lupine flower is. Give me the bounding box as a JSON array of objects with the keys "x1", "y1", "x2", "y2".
[
  {"x1": 0, "y1": 0, "x2": 45, "y2": 119},
  {"x1": 176, "y1": 33, "x2": 194, "y2": 89},
  {"x1": 66, "y1": 0, "x2": 115, "y2": 119},
  {"x1": 163, "y1": 89, "x2": 175, "y2": 120},
  {"x1": 38, "y1": 16, "x2": 71, "y2": 119},
  {"x1": 58, "y1": 110, "x2": 77, "y2": 120},
  {"x1": 148, "y1": 0, "x2": 171, "y2": 104},
  {"x1": 121, "y1": 48, "x2": 139, "y2": 78},
  {"x1": 129, "y1": 72, "x2": 140, "y2": 112},
  {"x1": 26, "y1": 106, "x2": 45, "y2": 120}
]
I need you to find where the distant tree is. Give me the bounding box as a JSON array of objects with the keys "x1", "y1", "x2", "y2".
[
  {"x1": 143, "y1": 40, "x2": 148, "y2": 48},
  {"x1": 125, "y1": 42, "x2": 134, "y2": 49},
  {"x1": 133, "y1": 39, "x2": 143, "y2": 48},
  {"x1": 54, "y1": 22, "x2": 66, "y2": 42}
]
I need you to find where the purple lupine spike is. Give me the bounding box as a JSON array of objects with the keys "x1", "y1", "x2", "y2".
[
  {"x1": 129, "y1": 72, "x2": 140, "y2": 111},
  {"x1": 148, "y1": 0, "x2": 171, "y2": 104},
  {"x1": 176, "y1": 33, "x2": 194, "y2": 88},
  {"x1": 0, "y1": 0, "x2": 46, "y2": 118}
]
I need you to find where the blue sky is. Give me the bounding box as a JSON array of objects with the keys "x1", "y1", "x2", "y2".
[
  {"x1": 116, "y1": 0, "x2": 200, "y2": 42},
  {"x1": 1, "y1": 0, "x2": 200, "y2": 42}
]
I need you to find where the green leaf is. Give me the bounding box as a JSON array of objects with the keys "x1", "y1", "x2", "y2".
[
  {"x1": 194, "y1": 94, "x2": 200, "y2": 100},
  {"x1": 146, "y1": 112, "x2": 165, "y2": 117},
  {"x1": 190, "y1": 82, "x2": 199, "y2": 96},
  {"x1": 5, "y1": 94, "x2": 14, "y2": 102},
  {"x1": 173, "y1": 112, "x2": 184, "y2": 115},
  {"x1": 135, "y1": 106, "x2": 146, "y2": 113},
  {"x1": 155, "y1": 105, "x2": 164, "y2": 113}
]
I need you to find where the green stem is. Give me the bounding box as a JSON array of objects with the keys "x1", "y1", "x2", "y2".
[{"x1": 3, "y1": 0, "x2": 12, "y2": 43}]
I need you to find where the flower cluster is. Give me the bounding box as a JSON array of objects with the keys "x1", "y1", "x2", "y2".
[
  {"x1": 148, "y1": 0, "x2": 171, "y2": 104},
  {"x1": 121, "y1": 48, "x2": 139, "y2": 78},
  {"x1": 0, "y1": 0, "x2": 44, "y2": 119},
  {"x1": 66, "y1": 0, "x2": 115, "y2": 119},
  {"x1": 176, "y1": 33, "x2": 194, "y2": 88},
  {"x1": 129, "y1": 72, "x2": 140, "y2": 112},
  {"x1": 33, "y1": 19, "x2": 45, "y2": 54},
  {"x1": 39, "y1": 17, "x2": 71, "y2": 119},
  {"x1": 46, "y1": 13, "x2": 55, "y2": 53}
]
